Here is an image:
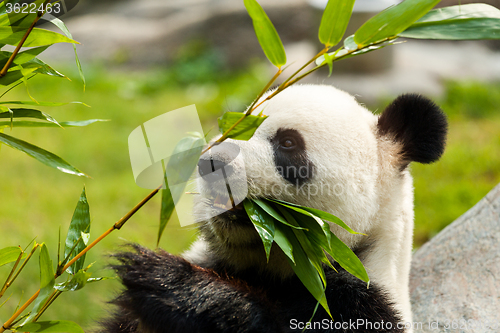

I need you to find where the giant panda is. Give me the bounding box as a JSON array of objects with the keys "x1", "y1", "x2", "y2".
[{"x1": 102, "y1": 84, "x2": 447, "y2": 333}]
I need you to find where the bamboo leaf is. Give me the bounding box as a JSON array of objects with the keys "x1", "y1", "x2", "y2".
[
  {"x1": 218, "y1": 112, "x2": 268, "y2": 141},
  {"x1": 0, "y1": 66, "x2": 38, "y2": 87},
  {"x1": 158, "y1": 135, "x2": 204, "y2": 245},
  {"x1": 64, "y1": 187, "x2": 91, "y2": 274},
  {"x1": 30, "y1": 58, "x2": 65, "y2": 78},
  {"x1": 274, "y1": 222, "x2": 330, "y2": 316},
  {"x1": 0, "y1": 46, "x2": 49, "y2": 68},
  {"x1": 399, "y1": 4, "x2": 500, "y2": 40},
  {"x1": 0, "y1": 101, "x2": 88, "y2": 107},
  {"x1": 244, "y1": 0, "x2": 286, "y2": 67},
  {"x1": 44, "y1": 14, "x2": 85, "y2": 88},
  {"x1": 267, "y1": 198, "x2": 362, "y2": 235},
  {"x1": 0, "y1": 246, "x2": 22, "y2": 267},
  {"x1": 17, "y1": 320, "x2": 84, "y2": 333},
  {"x1": 55, "y1": 270, "x2": 91, "y2": 292},
  {"x1": 23, "y1": 243, "x2": 55, "y2": 324},
  {"x1": 0, "y1": 27, "x2": 79, "y2": 47},
  {"x1": 318, "y1": 0, "x2": 356, "y2": 47},
  {"x1": 159, "y1": 184, "x2": 174, "y2": 247},
  {"x1": 0, "y1": 108, "x2": 60, "y2": 126},
  {"x1": 0, "y1": 119, "x2": 108, "y2": 128},
  {"x1": 277, "y1": 207, "x2": 327, "y2": 285},
  {"x1": 252, "y1": 198, "x2": 306, "y2": 229},
  {"x1": 244, "y1": 200, "x2": 275, "y2": 261},
  {"x1": 0, "y1": 132, "x2": 87, "y2": 177},
  {"x1": 272, "y1": 223, "x2": 295, "y2": 264},
  {"x1": 291, "y1": 210, "x2": 369, "y2": 283},
  {"x1": 327, "y1": 232, "x2": 369, "y2": 283},
  {"x1": 353, "y1": 0, "x2": 440, "y2": 46},
  {"x1": 87, "y1": 276, "x2": 114, "y2": 284}
]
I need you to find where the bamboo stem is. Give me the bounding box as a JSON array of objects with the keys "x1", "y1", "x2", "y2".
[{"x1": 0, "y1": 186, "x2": 161, "y2": 332}]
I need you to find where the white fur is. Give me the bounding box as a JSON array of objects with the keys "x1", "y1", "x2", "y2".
[{"x1": 184, "y1": 84, "x2": 415, "y2": 327}]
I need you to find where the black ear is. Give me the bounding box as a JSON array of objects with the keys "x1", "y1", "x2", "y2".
[{"x1": 377, "y1": 94, "x2": 448, "y2": 168}]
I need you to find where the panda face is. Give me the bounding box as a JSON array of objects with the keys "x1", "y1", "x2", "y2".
[{"x1": 194, "y1": 85, "x2": 385, "y2": 263}]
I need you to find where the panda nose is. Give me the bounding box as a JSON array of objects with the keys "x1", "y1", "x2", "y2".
[{"x1": 198, "y1": 157, "x2": 234, "y2": 183}]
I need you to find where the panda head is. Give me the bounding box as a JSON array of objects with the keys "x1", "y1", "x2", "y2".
[{"x1": 192, "y1": 84, "x2": 447, "y2": 272}]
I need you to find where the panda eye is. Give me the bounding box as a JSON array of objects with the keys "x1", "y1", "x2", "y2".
[{"x1": 279, "y1": 137, "x2": 297, "y2": 150}]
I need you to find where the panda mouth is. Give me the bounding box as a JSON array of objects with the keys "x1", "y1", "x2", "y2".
[{"x1": 210, "y1": 193, "x2": 244, "y2": 212}]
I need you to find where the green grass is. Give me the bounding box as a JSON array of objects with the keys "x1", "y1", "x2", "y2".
[{"x1": 0, "y1": 58, "x2": 499, "y2": 330}]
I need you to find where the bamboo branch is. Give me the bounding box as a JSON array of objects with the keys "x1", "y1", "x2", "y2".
[{"x1": 0, "y1": 186, "x2": 161, "y2": 332}]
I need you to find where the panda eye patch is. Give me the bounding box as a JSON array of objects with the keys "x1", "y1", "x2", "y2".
[{"x1": 270, "y1": 128, "x2": 314, "y2": 185}]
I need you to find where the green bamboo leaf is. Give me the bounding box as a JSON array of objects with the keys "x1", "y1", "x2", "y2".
[
  {"x1": 267, "y1": 198, "x2": 362, "y2": 235},
  {"x1": 0, "y1": 27, "x2": 79, "y2": 47},
  {"x1": 218, "y1": 112, "x2": 268, "y2": 141},
  {"x1": 159, "y1": 183, "x2": 174, "y2": 247},
  {"x1": 243, "y1": 0, "x2": 286, "y2": 67},
  {"x1": 0, "y1": 132, "x2": 87, "y2": 177},
  {"x1": 291, "y1": 210, "x2": 369, "y2": 283},
  {"x1": 353, "y1": 0, "x2": 440, "y2": 46},
  {"x1": 272, "y1": 223, "x2": 295, "y2": 264},
  {"x1": 327, "y1": 232, "x2": 369, "y2": 283},
  {"x1": 55, "y1": 270, "x2": 91, "y2": 292},
  {"x1": 283, "y1": 205, "x2": 333, "y2": 248},
  {"x1": 17, "y1": 320, "x2": 84, "y2": 333},
  {"x1": 0, "y1": 119, "x2": 108, "y2": 128},
  {"x1": 244, "y1": 200, "x2": 275, "y2": 261},
  {"x1": 318, "y1": 0, "x2": 356, "y2": 47},
  {"x1": 7, "y1": 60, "x2": 65, "y2": 79},
  {"x1": 0, "y1": 101, "x2": 88, "y2": 107},
  {"x1": 323, "y1": 52, "x2": 334, "y2": 77},
  {"x1": 87, "y1": 276, "x2": 114, "y2": 284},
  {"x1": 158, "y1": 135, "x2": 204, "y2": 245},
  {"x1": 64, "y1": 187, "x2": 91, "y2": 274},
  {"x1": 252, "y1": 199, "x2": 306, "y2": 229},
  {"x1": 0, "y1": 46, "x2": 49, "y2": 68},
  {"x1": 288, "y1": 211, "x2": 336, "y2": 271},
  {"x1": 23, "y1": 243, "x2": 55, "y2": 324},
  {"x1": 45, "y1": 14, "x2": 85, "y2": 88},
  {"x1": 29, "y1": 58, "x2": 65, "y2": 78},
  {"x1": 275, "y1": 222, "x2": 330, "y2": 316},
  {"x1": 0, "y1": 246, "x2": 21, "y2": 267},
  {"x1": 0, "y1": 108, "x2": 60, "y2": 126},
  {"x1": 0, "y1": 65, "x2": 38, "y2": 87},
  {"x1": 277, "y1": 207, "x2": 327, "y2": 285},
  {"x1": 399, "y1": 4, "x2": 500, "y2": 40}
]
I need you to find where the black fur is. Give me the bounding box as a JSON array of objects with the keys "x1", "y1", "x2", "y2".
[
  {"x1": 378, "y1": 94, "x2": 448, "y2": 168},
  {"x1": 270, "y1": 128, "x2": 315, "y2": 185},
  {"x1": 101, "y1": 245, "x2": 404, "y2": 333}
]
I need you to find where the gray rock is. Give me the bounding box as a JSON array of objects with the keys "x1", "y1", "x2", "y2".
[{"x1": 410, "y1": 183, "x2": 500, "y2": 332}]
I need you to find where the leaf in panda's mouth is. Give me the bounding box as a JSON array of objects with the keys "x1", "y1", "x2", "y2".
[{"x1": 243, "y1": 197, "x2": 369, "y2": 318}]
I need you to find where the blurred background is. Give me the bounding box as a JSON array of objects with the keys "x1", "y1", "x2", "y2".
[{"x1": 1, "y1": 0, "x2": 499, "y2": 330}]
